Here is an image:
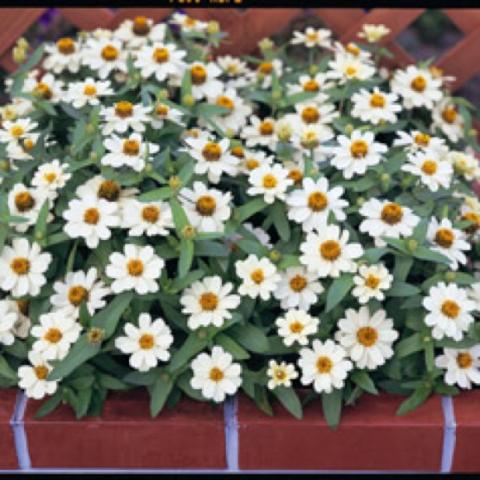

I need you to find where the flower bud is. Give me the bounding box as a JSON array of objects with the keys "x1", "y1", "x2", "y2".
[
  {"x1": 445, "y1": 271, "x2": 456, "y2": 282},
  {"x1": 182, "y1": 224, "x2": 196, "y2": 239},
  {"x1": 345, "y1": 124, "x2": 354, "y2": 135},
  {"x1": 207, "y1": 21, "x2": 220, "y2": 35},
  {"x1": 157, "y1": 89, "x2": 169, "y2": 100},
  {"x1": 269, "y1": 250, "x2": 282, "y2": 262},
  {"x1": 182, "y1": 94, "x2": 196, "y2": 107},
  {"x1": 168, "y1": 175, "x2": 182, "y2": 190},
  {"x1": 407, "y1": 239, "x2": 418, "y2": 252},
  {"x1": 87, "y1": 327, "x2": 105, "y2": 344},
  {"x1": 0, "y1": 160, "x2": 10, "y2": 172}
]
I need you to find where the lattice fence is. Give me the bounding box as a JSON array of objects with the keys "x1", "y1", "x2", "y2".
[{"x1": 1, "y1": 8, "x2": 480, "y2": 94}]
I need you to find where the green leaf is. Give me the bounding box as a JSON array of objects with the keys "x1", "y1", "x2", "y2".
[
  {"x1": 397, "y1": 384, "x2": 432, "y2": 416},
  {"x1": 170, "y1": 197, "x2": 189, "y2": 233},
  {"x1": 195, "y1": 103, "x2": 230, "y2": 118},
  {"x1": 351, "y1": 370, "x2": 378, "y2": 395},
  {"x1": 34, "y1": 389, "x2": 63, "y2": 419},
  {"x1": 254, "y1": 384, "x2": 273, "y2": 416},
  {"x1": 393, "y1": 255, "x2": 413, "y2": 282},
  {"x1": 215, "y1": 333, "x2": 250, "y2": 360},
  {"x1": 227, "y1": 323, "x2": 269, "y2": 354},
  {"x1": 235, "y1": 197, "x2": 267, "y2": 223},
  {"x1": 181, "y1": 69, "x2": 192, "y2": 97},
  {"x1": 325, "y1": 275, "x2": 354, "y2": 313},
  {"x1": 138, "y1": 187, "x2": 172, "y2": 202},
  {"x1": 271, "y1": 202, "x2": 290, "y2": 242},
  {"x1": 178, "y1": 238, "x2": 194, "y2": 278},
  {"x1": 387, "y1": 281, "x2": 420, "y2": 297},
  {"x1": 150, "y1": 374, "x2": 174, "y2": 417},
  {"x1": 396, "y1": 333, "x2": 424, "y2": 358},
  {"x1": 413, "y1": 246, "x2": 451, "y2": 265},
  {"x1": 91, "y1": 292, "x2": 134, "y2": 338},
  {"x1": 0, "y1": 355, "x2": 18, "y2": 382},
  {"x1": 272, "y1": 386, "x2": 303, "y2": 419},
  {"x1": 33, "y1": 199, "x2": 50, "y2": 245},
  {"x1": 322, "y1": 389, "x2": 343, "y2": 429},
  {"x1": 362, "y1": 247, "x2": 388, "y2": 263},
  {"x1": 169, "y1": 332, "x2": 208, "y2": 372}
]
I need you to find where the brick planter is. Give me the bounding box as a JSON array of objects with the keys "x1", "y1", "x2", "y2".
[{"x1": 0, "y1": 389, "x2": 18, "y2": 470}]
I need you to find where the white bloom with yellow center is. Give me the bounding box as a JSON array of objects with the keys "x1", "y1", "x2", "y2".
[
  {"x1": 31, "y1": 311, "x2": 82, "y2": 361},
  {"x1": 291, "y1": 27, "x2": 332, "y2": 48},
  {"x1": 106, "y1": 244, "x2": 164, "y2": 295},
  {"x1": 267, "y1": 360, "x2": 299, "y2": 390},
  {"x1": 102, "y1": 133, "x2": 159, "y2": 172},
  {"x1": 115, "y1": 313, "x2": 173, "y2": 372},
  {"x1": 180, "y1": 275, "x2": 241, "y2": 330},
  {"x1": 180, "y1": 181, "x2": 232, "y2": 233},
  {"x1": 170, "y1": 13, "x2": 208, "y2": 33},
  {"x1": 352, "y1": 264, "x2": 393, "y2": 304},
  {"x1": 391, "y1": 66, "x2": 442, "y2": 109},
  {"x1": 351, "y1": 88, "x2": 402, "y2": 125},
  {"x1": 51, "y1": 267, "x2": 111, "y2": 318},
  {"x1": 82, "y1": 38, "x2": 127, "y2": 79},
  {"x1": 6, "y1": 300, "x2": 31, "y2": 339},
  {"x1": 243, "y1": 223, "x2": 273, "y2": 249},
  {"x1": 65, "y1": 77, "x2": 113, "y2": 108},
  {"x1": 427, "y1": 217, "x2": 470, "y2": 271},
  {"x1": 358, "y1": 24, "x2": 390, "y2": 43},
  {"x1": 8, "y1": 183, "x2": 49, "y2": 233},
  {"x1": 359, "y1": 198, "x2": 420, "y2": 247},
  {"x1": 190, "y1": 346, "x2": 242, "y2": 403},
  {"x1": 423, "y1": 282, "x2": 476, "y2": 341},
  {"x1": 292, "y1": 123, "x2": 335, "y2": 151},
  {"x1": 0, "y1": 300, "x2": 16, "y2": 346},
  {"x1": 447, "y1": 151, "x2": 480, "y2": 181},
  {"x1": 276, "y1": 309, "x2": 319, "y2": 347},
  {"x1": 114, "y1": 17, "x2": 166, "y2": 48},
  {"x1": 217, "y1": 55, "x2": 250, "y2": 88},
  {"x1": 247, "y1": 163, "x2": 293, "y2": 204},
  {"x1": 6, "y1": 132, "x2": 41, "y2": 163},
  {"x1": 298, "y1": 339, "x2": 353, "y2": 394},
  {"x1": 187, "y1": 61, "x2": 223, "y2": 100},
  {"x1": 402, "y1": 151, "x2": 453, "y2": 192},
  {"x1": 335, "y1": 307, "x2": 399, "y2": 370},
  {"x1": 134, "y1": 42, "x2": 186, "y2": 82},
  {"x1": 63, "y1": 193, "x2": 120, "y2": 248},
  {"x1": 0, "y1": 118, "x2": 38, "y2": 147},
  {"x1": 432, "y1": 99, "x2": 464, "y2": 143},
  {"x1": 76, "y1": 175, "x2": 138, "y2": 207},
  {"x1": 0, "y1": 238, "x2": 51, "y2": 297},
  {"x1": 43, "y1": 36, "x2": 82, "y2": 74},
  {"x1": 235, "y1": 254, "x2": 281, "y2": 300},
  {"x1": 18, "y1": 352, "x2": 58, "y2": 400},
  {"x1": 393, "y1": 130, "x2": 448, "y2": 155},
  {"x1": 185, "y1": 137, "x2": 238, "y2": 184},
  {"x1": 150, "y1": 102, "x2": 184, "y2": 129},
  {"x1": 121, "y1": 199, "x2": 173, "y2": 237},
  {"x1": 241, "y1": 116, "x2": 278, "y2": 150},
  {"x1": 299, "y1": 225, "x2": 363, "y2": 278},
  {"x1": 329, "y1": 130, "x2": 387, "y2": 179},
  {"x1": 287, "y1": 176, "x2": 348, "y2": 231},
  {"x1": 31, "y1": 159, "x2": 71, "y2": 200},
  {"x1": 238, "y1": 149, "x2": 273, "y2": 175},
  {"x1": 100, "y1": 101, "x2": 152, "y2": 135},
  {"x1": 327, "y1": 53, "x2": 375, "y2": 84},
  {"x1": 22, "y1": 72, "x2": 64, "y2": 103},
  {"x1": 333, "y1": 41, "x2": 372, "y2": 62},
  {"x1": 287, "y1": 73, "x2": 334, "y2": 103},
  {"x1": 435, "y1": 346, "x2": 480, "y2": 389},
  {"x1": 274, "y1": 266, "x2": 324, "y2": 311},
  {"x1": 249, "y1": 59, "x2": 283, "y2": 89}
]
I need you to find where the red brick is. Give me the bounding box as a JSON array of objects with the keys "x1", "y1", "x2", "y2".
[
  {"x1": 238, "y1": 392, "x2": 444, "y2": 471},
  {"x1": 452, "y1": 390, "x2": 480, "y2": 473},
  {"x1": 24, "y1": 390, "x2": 226, "y2": 469},
  {"x1": 0, "y1": 389, "x2": 18, "y2": 470}
]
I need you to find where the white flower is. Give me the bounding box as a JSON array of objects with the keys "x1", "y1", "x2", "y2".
[
  {"x1": 359, "y1": 198, "x2": 420, "y2": 247},
  {"x1": 100, "y1": 100, "x2": 152, "y2": 135},
  {"x1": 114, "y1": 17, "x2": 166, "y2": 48},
  {"x1": 287, "y1": 73, "x2": 334, "y2": 103},
  {"x1": 63, "y1": 193, "x2": 120, "y2": 248},
  {"x1": 291, "y1": 27, "x2": 332, "y2": 48},
  {"x1": 115, "y1": 313, "x2": 173, "y2": 372},
  {"x1": 293, "y1": 101, "x2": 338, "y2": 130},
  {"x1": 402, "y1": 150, "x2": 453, "y2": 192},
  {"x1": 426, "y1": 217, "x2": 470, "y2": 270},
  {"x1": 247, "y1": 164, "x2": 293, "y2": 204},
  {"x1": 31, "y1": 159, "x2": 71, "y2": 200},
  {"x1": 335, "y1": 307, "x2": 399, "y2": 370},
  {"x1": 469, "y1": 282, "x2": 480, "y2": 310},
  {"x1": 287, "y1": 176, "x2": 348, "y2": 231},
  {"x1": 82, "y1": 38, "x2": 127, "y2": 79},
  {"x1": 393, "y1": 130, "x2": 448, "y2": 155},
  {"x1": 18, "y1": 352, "x2": 58, "y2": 400},
  {"x1": 0, "y1": 238, "x2": 51, "y2": 297},
  {"x1": 5, "y1": 300, "x2": 30, "y2": 339},
  {"x1": 6, "y1": 132, "x2": 40, "y2": 162},
  {"x1": 180, "y1": 275, "x2": 240, "y2": 330},
  {"x1": 0, "y1": 118, "x2": 38, "y2": 146},
  {"x1": 31, "y1": 311, "x2": 82, "y2": 361},
  {"x1": 0, "y1": 300, "x2": 16, "y2": 346},
  {"x1": 8, "y1": 183, "x2": 49, "y2": 232},
  {"x1": 150, "y1": 102, "x2": 185, "y2": 129},
  {"x1": 250, "y1": 59, "x2": 283, "y2": 89},
  {"x1": 298, "y1": 339, "x2": 353, "y2": 393},
  {"x1": 267, "y1": 360, "x2": 298, "y2": 390},
  {"x1": 238, "y1": 150, "x2": 273, "y2": 175},
  {"x1": 216, "y1": 55, "x2": 250, "y2": 88},
  {"x1": 447, "y1": 151, "x2": 480, "y2": 181},
  {"x1": 76, "y1": 175, "x2": 138, "y2": 206},
  {"x1": 121, "y1": 199, "x2": 173, "y2": 237},
  {"x1": 134, "y1": 42, "x2": 186, "y2": 82},
  {"x1": 328, "y1": 54, "x2": 375, "y2": 84},
  {"x1": 65, "y1": 78, "x2": 113, "y2": 108},
  {"x1": 243, "y1": 223, "x2": 273, "y2": 249},
  {"x1": 185, "y1": 137, "x2": 238, "y2": 184},
  {"x1": 435, "y1": 346, "x2": 480, "y2": 389},
  {"x1": 190, "y1": 346, "x2": 242, "y2": 402},
  {"x1": 423, "y1": 282, "x2": 476, "y2": 341},
  {"x1": 23, "y1": 72, "x2": 63, "y2": 103},
  {"x1": 274, "y1": 266, "x2": 324, "y2": 311},
  {"x1": 170, "y1": 13, "x2": 208, "y2": 33},
  {"x1": 106, "y1": 244, "x2": 164, "y2": 295},
  {"x1": 292, "y1": 123, "x2": 334, "y2": 151},
  {"x1": 299, "y1": 225, "x2": 363, "y2": 278},
  {"x1": 51, "y1": 267, "x2": 110, "y2": 318},
  {"x1": 241, "y1": 116, "x2": 277, "y2": 150},
  {"x1": 43, "y1": 36, "x2": 82, "y2": 74},
  {"x1": 358, "y1": 24, "x2": 390, "y2": 43},
  {"x1": 391, "y1": 66, "x2": 442, "y2": 109},
  {"x1": 180, "y1": 181, "x2": 232, "y2": 233},
  {"x1": 330, "y1": 130, "x2": 387, "y2": 179},
  {"x1": 352, "y1": 264, "x2": 393, "y2": 304},
  {"x1": 235, "y1": 254, "x2": 281, "y2": 300},
  {"x1": 432, "y1": 99, "x2": 464, "y2": 143},
  {"x1": 351, "y1": 88, "x2": 401, "y2": 125},
  {"x1": 102, "y1": 133, "x2": 159, "y2": 172},
  {"x1": 187, "y1": 62, "x2": 223, "y2": 100},
  {"x1": 276, "y1": 309, "x2": 319, "y2": 347}
]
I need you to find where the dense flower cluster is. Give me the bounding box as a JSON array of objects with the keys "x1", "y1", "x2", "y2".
[{"x1": 0, "y1": 15, "x2": 479, "y2": 424}]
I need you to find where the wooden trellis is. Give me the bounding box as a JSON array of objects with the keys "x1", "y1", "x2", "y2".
[{"x1": 1, "y1": 8, "x2": 480, "y2": 93}]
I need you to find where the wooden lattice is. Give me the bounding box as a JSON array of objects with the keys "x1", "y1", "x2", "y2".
[{"x1": 1, "y1": 8, "x2": 480, "y2": 93}]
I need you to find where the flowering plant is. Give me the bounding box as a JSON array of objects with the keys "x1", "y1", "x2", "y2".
[{"x1": 1, "y1": 14, "x2": 480, "y2": 427}]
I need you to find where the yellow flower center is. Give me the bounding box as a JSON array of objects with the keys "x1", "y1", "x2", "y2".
[
  {"x1": 83, "y1": 207, "x2": 100, "y2": 225},
  {"x1": 191, "y1": 65, "x2": 207, "y2": 85},
  {"x1": 133, "y1": 16, "x2": 150, "y2": 35},
  {"x1": 209, "y1": 366, "x2": 224, "y2": 382},
  {"x1": 199, "y1": 292, "x2": 219, "y2": 311},
  {"x1": 101, "y1": 44, "x2": 119, "y2": 61},
  {"x1": 184, "y1": 16, "x2": 197, "y2": 27},
  {"x1": 345, "y1": 65, "x2": 357, "y2": 77},
  {"x1": 195, "y1": 195, "x2": 217, "y2": 216},
  {"x1": 250, "y1": 268, "x2": 265, "y2": 284},
  {"x1": 83, "y1": 84, "x2": 97, "y2": 96},
  {"x1": 308, "y1": 191, "x2": 328, "y2": 212},
  {"x1": 10, "y1": 257, "x2": 30, "y2": 275},
  {"x1": 365, "y1": 274, "x2": 380, "y2": 289},
  {"x1": 153, "y1": 47, "x2": 169, "y2": 63},
  {"x1": 230, "y1": 146, "x2": 244, "y2": 158},
  {"x1": 202, "y1": 142, "x2": 222, "y2": 161},
  {"x1": 34, "y1": 82, "x2": 52, "y2": 100},
  {"x1": 350, "y1": 139, "x2": 369, "y2": 158},
  {"x1": 370, "y1": 92, "x2": 385, "y2": 108},
  {"x1": 435, "y1": 228, "x2": 454, "y2": 248},
  {"x1": 380, "y1": 202, "x2": 403, "y2": 225},
  {"x1": 98, "y1": 180, "x2": 120, "y2": 201},
  {"x1": 346, "y1": 42, "x2": 360, "y2": 56},
  {"x1": 23, "y1": 138, "x2": 35, "y2": 151},
  {"x1": 142, "y1": 205, "x2": 160, "y2": 223},
  {"x1": 442, "y1": 107, "x2": 458, "y2": 124},
  {"x1": 414, "y1": 133, "x2": 430, "y2": 146},
  {"x1": 441, "y1": 300, "x2": 460, "y2": 319},
  {"x1": 138, "y1": 333, "x2": 155, "y2": 350},
  {"x1": 44, "y1": 327, "x2": 63, "y2": 344},
  {"x1": 216, "y1": 95, "x2": 235, "y2": 111},
  {"x1": 288, "y1": 168, "x2": 303, "y2": 184},
  {"x1": 258, "y1": 62, "x2": 273, "y2": 74},
  {"x1": 14, "y1": 191, "x2": 35, "y2": 212},
  {"x1": 122, "y1": 139, "x2": 140, "y2": 156},
  {"x1": 17, "y1": 299, "x2": 29, "y2": 315},
  {"x1": 274, "y1": 368, "x2": 287, "y2": 380},
  {"x1": 68, "y1": 285, "x2": 89, "y2": 306},
  {"x1": 410, "y1": 75, "x2": 426, "y2": 92},
  {"x1": 356, "y1": 326, "x2": 378, "y2": 347},
  {"x1": 306, "y1": 31, "x2": 318, "y2": 42},
  {"x1": 10, "y1": 124, "x2": 24, "y2": 138},
  {"x1": 127, "y1": 259, "x2": 144, "y2": 277},
  {"x1": 421, "y1": 160, "x2": 438, "y2": 175},
  {"x1": 56, "y1": 37, "x2": 75, "y2": 55},
  {"x1": 316, "y1": 356, "x2": 333, "y2": 373},
  {"x1": 259, "y1": 121, "x2": 274, "y2": 136},
  {"x1": 320, "y1": 240, "x2": 341, "y2": 261},
  {"x1": 155, "y1": 104, "x2": 169, "y2": 116},
  {"x1": 34, "y1": 365, "x2": 49, "y2": 380},
  {"x1": 462, "y1": 212, "x2": 480, "y2": 233},
  {"x1": 289, "y1": 274, "x2": 307, "y2": 292},
  {"x1": 301, "y1": 106, "x2": 320, "y2": 124},
  {"x1": 456, "y1": 352, "x2": 473, "y2": 369},
  {"x1": 303, "y1": 79, "x2": 319, "y2": 92},
  {"x1": 115, "y1": 101, "x2": 133, "y2": 118},
  {"x1": 289, "y1": 320, "x2": 305, "y2": 333},
  {"x1": 262, "y1": 174, "x2": 277, "y2": 189},
  {"x1": 245, "y1": 159, "x2": 260, "y2": 170}
]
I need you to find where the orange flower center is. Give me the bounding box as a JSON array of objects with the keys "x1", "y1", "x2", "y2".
[
  {"x1": 289, "y1": 274, "x2": 307, "y2": 292},
  {"x1": 262, "y1": 174, "x2": 277, "y2": 189},
  {"x1": 10, "y1": 257, "x2": 30, "y2": 275},
  {"x1": 68, "y1": 285, "x2": 89, "y2": 306},
  {"x1": 462, "y1": 212, "x2": 480, "y2": 233},
  {"x1": 456, "y1": 352, "x2": 473, "y2": 369},
  {"x1": 435, "y1": 228, "x2": 454, "y2": 248},
  {"x1": 83, "y1": 207, "x2": 100, "y2": 225},
  {"x1": 195, "y1": 195, "x2": 217, "y2": 216},
  {"x1": 250, "y1": 268, "x2": 265, "y2": 284},
  {"x1": 14, "y1": 191, "x2": 35, "y2": 212},
  {"x1": 142, "y1": 205, "x2": 160, "y2": 223},
  {"x1": 199, "y1": 292, "x2": 219, "y2": 311},
  {"x1": 308, "y1": 191, "x2": 328, "y2": 212},
  {"x1": 320, "y1": 240, "x2": 341, "y2": 261},
  {"x1": 346, "y1": 42, "x2": 360, "y2": 56},
  {"x1": 83, "y1": 84, "x2": 97, "y2": 96},
  {"x1": 230, "y1": 146, "x2": 244, "y2": 158},
  {"x1": 381, "y1": 203, "x2": 403, "y2": 225},
  {"x1": 303, "y1": 79, "x2": 319, "y2": 92},
  {"x1": 316, "y1": 356, "x2": 333, "y2": 373},
  {"x1": 259, "y1": 121, "x2": 274, "y2": 136},
  {"x1": 441, "y1": 300, "x2": 460, "y2": 319},
  {"x1": 365, "y1": 274, "x2": 380, "y2": 289},
  {"x1": 122, "y1": 139, "x2": 140, "y2": 156},
  {"x1": 153, "y1": 47, "x2": 169, "y2": 63},
  {"x1": 202, "y1": 142, "x2": 222, "y2": 161},
  {"x1": 127, "y1": 259, "x2": 144, "y2": 277},
  {"x1": 34, "y1": 82, "x2": 52, "y2": 100},
  {"x1": 191, "y1": 65, "x2": 207, "y2": 85},
  {"x1": 350, "y1": 139, "x2": 369, "y2": 158},
  {"x1": 421, "y1": 160, "x2": 437, "y2": 175},
  {"x1": 139, "y1": 333, "x2": 155, "y2": 350},
  {"x1": 442, "y1": 107, "x2": 457, "y2": 124},
  {"x1": 301, "y1": 106, "x2": 320, "y2": 124},
  {"x1": 216, "y1": 95, "x2": 235, "y2": 111},
  {"x1": 98, "y1": 180, "x2": 120, "y2": 201},
  {"x1": 10, "y1": 125, "x2": 24, "y2": 137},
  {"x1": 57, "y1": 37, "x2": 75, "y2": 54},
  {"x1": 370, "y1": 92, "x2": 385, "y2": 108},
  {"x1": 289, "y1": 320, "x2": 304, "y2": 333},
  {"x1": 356, "y1": 326, "x2": 378, "y2": 347},
  {"x1": 115, "y1": 101, "x2": 133, "y2": 118},
  {"x1": 274, "y1": 368, "x2": 287, "y2": 380},
  {"x1": 101, "y1": 44, "x2": 119, "y2": 61},
  {"x1": 209, "y1": 367, "x2": 224, "y2": 382},
  {"x1": 133, "y1": 16, "x2": 150, "y2": 35},
  {"x1": 410, "y1": 75, "x2": 426, "y2": 92},
  {"x1": 44, "y1": 327, "x2": 63, "y2": 344},
  {"x1": 155, "y1": 104, "x2": 169, "y2": 116},
  {"x1": 288, "y1": 168, "x2": 303, "y2": 184},
  {"x1": 414, "y1": 133, "x2": 430, "y2": 146},
  {"x1": 34, "y1": 365, "x2": 49, "y2": 380},
  {"x1": 258, "y1": 62, "x2": 273, "y2": 74}
]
